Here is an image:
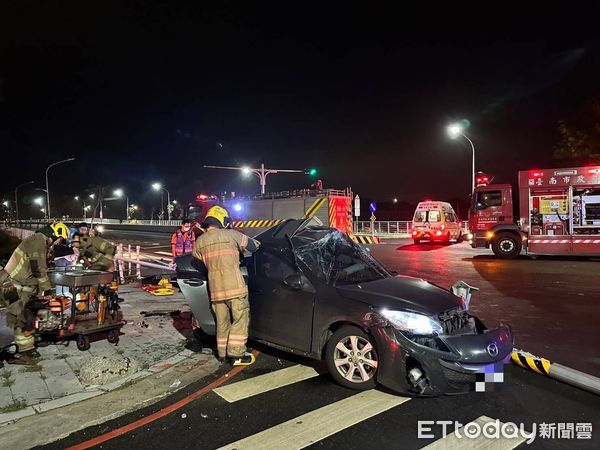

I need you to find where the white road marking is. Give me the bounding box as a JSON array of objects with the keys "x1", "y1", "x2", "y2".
[
  {"x1": 423, "y1": 415, "x2": 528, "y2": 450},
  {"x1": 214, "y1": 364, "x2": 322, "y2": 403},
  {"x1": 217, "y1": 390, "x2": 410, "y2": 450},
  {"x1": 155, "y1": 251, "x2": 173, "y2": 256}
]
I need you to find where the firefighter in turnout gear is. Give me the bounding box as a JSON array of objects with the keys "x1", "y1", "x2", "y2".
[
  {"x1": 0, "y1": 222, "x2": 69, "y2": 364},
  {"x1": 72, "y1": 233, "x2": 116, "y2": 271},
  {"x1": 192, "y1": 205, "x2": 260, "y2": 366}
]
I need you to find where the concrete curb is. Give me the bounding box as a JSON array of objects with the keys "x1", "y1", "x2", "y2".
[{"x1": 0, "y1": 348, "x2": 206, "y2": 427}]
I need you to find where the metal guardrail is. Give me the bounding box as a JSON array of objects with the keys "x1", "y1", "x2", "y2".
[
  {"x1": 353, "y1": 220, "x2": 469, "y2": 237},
  {"x1": 11, "y1": 219, "x2": 182, "y2": 228},
  {"x1": 354, "y1": 221, "x2": 411, "y2": 236}
]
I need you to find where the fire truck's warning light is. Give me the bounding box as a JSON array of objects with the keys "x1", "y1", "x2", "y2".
[
  {"x1": 589, "y1": 168, "x2": 600, "y2": 174},
  {"x1": 531, "y1": 170, "x2": 543, "y2": 177},
  {"x1": 486, "y1": 231, "x2": 495, "y2": 239},
  {"x1": 233, "y1": 203, "x2": 243, "y2": 212},
  {"x1": 435, "y1": 230, "x2": 442, "y2": 236}
]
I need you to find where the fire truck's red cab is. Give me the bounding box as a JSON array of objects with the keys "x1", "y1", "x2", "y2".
[{"x1": 468, "y1": 166, "x2": 600, "y2": 258}]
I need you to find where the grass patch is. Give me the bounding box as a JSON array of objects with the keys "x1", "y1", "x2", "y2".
[
  {"x1": 40, "y1": 374, "x2": 47, "y2": 380},
  {"x1": 0, "y1": 398, "x2": 28, "y2": 414},
  {"x1": 115, "y1": 348, "x2": 124, "y2": 355},
  {"x1": 56, "y1": 354, "x2": 69, "y2": 359},
  {"x1": 1, "y1": 370, "x2": 14, "y2": 387},
  {"x1": 22, "y1": 365, "x2": 42, "y2": 373}
]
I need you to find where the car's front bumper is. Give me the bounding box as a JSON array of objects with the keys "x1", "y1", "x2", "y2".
[{"x1": 371, "y1": 324, "x2": 513, "y2": 396}]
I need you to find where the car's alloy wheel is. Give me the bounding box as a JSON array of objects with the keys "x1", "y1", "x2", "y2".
[{"x1": 325, "y1": 326, "x2": 378, "y2": 390}]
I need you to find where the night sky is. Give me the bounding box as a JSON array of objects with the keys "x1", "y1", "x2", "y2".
[{"x1": 1, "y1": 2, "x2": 599, "y2": 219}]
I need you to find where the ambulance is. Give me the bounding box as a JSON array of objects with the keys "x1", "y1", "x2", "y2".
[{"x1": 411, "y1": 201, "x2": 463, "y2": 244}]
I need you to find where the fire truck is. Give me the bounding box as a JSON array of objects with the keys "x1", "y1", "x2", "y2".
[
  {"x1": 187, "y1": 188, "x2": 354, "y2": 238},
  {"x1": 468, "y1": 165, "x2": 600, "y2": 258}
]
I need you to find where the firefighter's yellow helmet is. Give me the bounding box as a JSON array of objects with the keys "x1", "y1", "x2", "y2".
[
  {"x1": 50, "y1": 222, "x2": 70, "y2": 240},
  {"x1": 205, "y1": 205, "x2": 230, "y2": 228}
]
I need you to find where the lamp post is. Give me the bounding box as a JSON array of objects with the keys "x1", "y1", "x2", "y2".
[
  {"x1": 152, "y1": 183, "x2": 171, "y2": 220},
  {"x1": 35, "y1": 188, "x2": 48, "y2": 220},
  {"x1": 45, "y1": 157, "x2": 75, "y2": 219},
  {"x1": 14, "y1": 180, "x2": 34, "y2": 223},
  {"x1": 447, "y1": 123, "x2": 475, "y2": 194},
  {"x1": 204, "y1": 163, "x2": 314, "y2": 195},
  {"x1": 34, "y1": 196, "x2": 46, "y2": 219},
  {"x1": 113, "y1": 189, "x2": 129, "y2": 220}
]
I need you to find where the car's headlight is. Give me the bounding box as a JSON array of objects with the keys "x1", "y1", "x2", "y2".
[{"x1": 380, "y1": 309, "x2": 443, "y2": 335}]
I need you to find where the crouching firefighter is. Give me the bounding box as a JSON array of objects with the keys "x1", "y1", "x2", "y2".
[
  {"x1": 0, "y1": 223, "x2": 70, "y2": 365},
  {"x1": 192, "y1": 206, "x2": 260, "y2": 366}
]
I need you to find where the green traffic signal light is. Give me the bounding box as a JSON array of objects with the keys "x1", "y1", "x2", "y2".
[{"x1": 307, "y1": 168, "x2": 317, "y2": 176}]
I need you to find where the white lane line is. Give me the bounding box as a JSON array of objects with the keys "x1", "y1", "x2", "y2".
[
  {"x1": 217, "y1": 390, "x2": 410, "y2": 450},
  {"x1": 214, "y1": 365, "x2": 322, "y2": 403},
  {"x1": 423, "y1": 415, "x2": 528, "y2": 450}
]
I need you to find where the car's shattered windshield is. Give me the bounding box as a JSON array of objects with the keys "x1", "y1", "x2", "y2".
[{"x1": 294, "y1": 230, "x2": 390, "y2": 286}]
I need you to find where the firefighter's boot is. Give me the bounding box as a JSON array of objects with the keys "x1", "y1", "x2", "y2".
[
  {"x1": 14, "y1": 328, "x2": 35, "y2": 352},
  {"x1": 231, "y1": 352, "x2": 255, "y2": 366}
]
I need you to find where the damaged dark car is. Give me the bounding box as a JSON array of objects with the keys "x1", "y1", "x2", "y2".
[{"x1": 176, "y1": 219, "x2": 513, "y2": 396}]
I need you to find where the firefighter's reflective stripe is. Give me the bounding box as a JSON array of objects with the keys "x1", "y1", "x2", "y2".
[
  {"x1": 303, "y1": 198, "x2": 327, "y2": 219},
  {"x1": 7, "y1": 248, "x2": 26, "y2": 278},
  {"x1": 202, "y1": 249, "x2": 240, "y2": 260},
  {"x1": 211, "y1": 286, "x2": 249, "y2": 301}
]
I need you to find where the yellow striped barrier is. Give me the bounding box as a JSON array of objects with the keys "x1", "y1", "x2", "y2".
[
  {"x1": 232, "y1": 220, "x2": 284, "y2": 228},
  {"x1": 303, "y1": 198, "x2": 327, "y2": 219},
  {"x1": 350, "y1": 235, "x2": 381, "y2": 244},
  {"x1": 511, "y1": 349, "x2": 551, "y2": 375},
  {"x1": 511, "y1": 348, "x2": 600, "y2": 395}
]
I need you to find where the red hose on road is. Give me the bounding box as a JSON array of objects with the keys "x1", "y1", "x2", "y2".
[{"x1": 67, "y1": 350, "x2": 259, "y2": 450}]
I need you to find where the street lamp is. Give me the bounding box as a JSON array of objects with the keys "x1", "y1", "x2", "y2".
[
  {"x1": 113, "y1": 189, "x2": 130, "y2": 220},
  {"x1": 204, "y1": 163, "x2": 312, "y2": 195},
  {"x1": 14, "y1": 180, "x2": 34, "y2": 223},
  {"x1": 45, "y1": 157, "x2": 75, "y2": 219},
  {"x1": 34, "y1": 189, "x2": 48, "y2": 220},
  {"x1": 151, "y1": 183, "x2": 171, "y2": 220},
  {"x1": 447, "y1": 123, "x2": 475, "y2": 193},
  {"x1": 34, "y1": 197, "x2": 46, "y2": 218}
]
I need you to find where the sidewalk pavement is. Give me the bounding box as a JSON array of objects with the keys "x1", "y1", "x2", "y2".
[{"x1": 0, "y1": 282, "x2": 220, "y2": 442}]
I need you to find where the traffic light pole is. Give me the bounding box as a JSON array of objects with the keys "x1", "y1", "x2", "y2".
[{"x1": 204, "y1": 163, "x2": 311, "y2": 195}]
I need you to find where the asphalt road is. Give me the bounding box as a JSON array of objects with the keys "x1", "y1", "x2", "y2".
[{"x1": 45, "y1": 348, "x2": 600, "y2": 449}]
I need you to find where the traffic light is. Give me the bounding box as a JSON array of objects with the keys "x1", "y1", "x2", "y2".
[{"x1": 305, "y1": 168, "x2": 317, "y2": 176}]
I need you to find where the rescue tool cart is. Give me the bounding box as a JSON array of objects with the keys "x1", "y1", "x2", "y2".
[
  {"x1": 35, "y1": 270, "x2": 125, "y2": 350},
  {"x1": 468, "y1": 165, "x2": 600, "y2": 258}
]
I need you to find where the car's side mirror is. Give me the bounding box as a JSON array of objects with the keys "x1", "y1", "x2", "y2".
[{"x1": 283, "y1": 273, "x2": 304, "y2": 290}]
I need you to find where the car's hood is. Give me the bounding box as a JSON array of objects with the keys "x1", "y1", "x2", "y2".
[{"x1": 336, "y1": 275, "x2": 463, "y2": 315}]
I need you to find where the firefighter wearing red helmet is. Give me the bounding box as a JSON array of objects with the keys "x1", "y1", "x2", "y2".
[{"x1": 192, "y1": 205, "x2": 260, "y2": 366}]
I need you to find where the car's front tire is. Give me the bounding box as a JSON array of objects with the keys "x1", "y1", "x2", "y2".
[{"x1": 325, "y1": 326, "x2": 379, "y2": 390}]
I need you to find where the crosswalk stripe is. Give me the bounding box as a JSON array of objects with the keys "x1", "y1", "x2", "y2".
[
  {"x1": 423, "y1": 415, "x2": 528, "y2": 450},
  {"x1": 217, "y1": 390, "x2": 410, "y2": 450},
  {"x1": 214, "y1": 365, "x2": 322, "y2": 403}
]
